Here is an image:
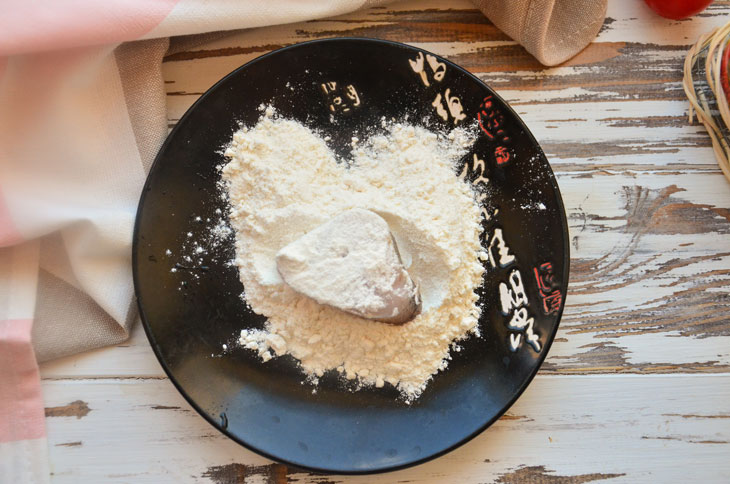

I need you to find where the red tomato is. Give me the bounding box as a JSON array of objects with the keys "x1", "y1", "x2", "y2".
[
  {"x1": 721, "y1": 44, "x2": 730, "y2": 103},
  {"x1": 644, "y1": 0, "x2": 714, "y2": 19}
]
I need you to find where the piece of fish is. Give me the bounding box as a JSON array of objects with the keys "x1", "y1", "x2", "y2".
[{"x1": 276, "y1": 208, "x2": 421, "y2": 324}]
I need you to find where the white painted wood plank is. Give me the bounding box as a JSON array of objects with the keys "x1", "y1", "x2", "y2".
[
  {"x1": 161, "y1": 21, "x2": 720, "y2": 167},
  {"x1": 165, "y1": 93, "x2": 717, "y2": 168},
  {"x1": 38, "y1": 316, "x2": 730, "y2": 380},
  {"x1": 40, "y1": 168, "x2": 730, "y2": 379},
  {"x1": 163, "y1": 55, "x2": 695, "y2": 120},
  {"x1": 44, "y1": 374, "x2": 730, "y2": 483},
  {"x1": 600, "y1": 0, "x2": 730, "y2": 45},
  {"x1": 560, "y1": 172, "x2": 730, "y2": 255},
  {"x1": 159, "y1": 0, "x2": 730, "y2": 107}
]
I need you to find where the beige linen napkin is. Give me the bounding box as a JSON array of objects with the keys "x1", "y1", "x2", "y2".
[{"x1": 475, "y1": 0, "x2": 607, "y2": 65}]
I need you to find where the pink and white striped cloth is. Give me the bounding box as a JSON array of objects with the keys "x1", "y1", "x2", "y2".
[{"x1": 0, "y1": 1, "x2": 605, "y2": 482}]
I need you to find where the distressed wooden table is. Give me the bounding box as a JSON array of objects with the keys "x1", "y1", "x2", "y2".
[{"x1": 40, "y1": 1, "x2": 730, "y2": 482}]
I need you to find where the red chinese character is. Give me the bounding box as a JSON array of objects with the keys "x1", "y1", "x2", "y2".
[
  {"x1": 478, "y1": 111, "x2": 494, "y2": 139},
  {"x1": 478, "y1": 96, "x2": 496, "y2": 138},
  {"x1": 479, "y1": 96, "x2": 512, "y2": 145},
  {"x1": 495, "y1": 146, "x2": 510, "y2": 165},
  {"x1": 542, "y1": 291, "x2": 562, "y2": 315},
  {"x1": 534, "y1": 263, "x2": 556, "y2": 295},
  {"x1": 533, "y1": 263, "x2": 562, "y2": 315}
]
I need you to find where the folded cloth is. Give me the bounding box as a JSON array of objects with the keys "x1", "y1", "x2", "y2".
[
  {"x1": 0, "y1": 1, "x2": 606, "y2": 481},
  {"x1": 475, "y1": 0, "x2": 607, "y2": 65}
]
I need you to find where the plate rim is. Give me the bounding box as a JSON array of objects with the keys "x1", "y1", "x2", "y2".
[{"x1": 132, "y1": 36, "x2": 571, "y2": 475}]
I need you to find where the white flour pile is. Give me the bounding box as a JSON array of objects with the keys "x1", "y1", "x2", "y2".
[{"x1": 221, "y1": 107, "x2": 484, "y2": 402}]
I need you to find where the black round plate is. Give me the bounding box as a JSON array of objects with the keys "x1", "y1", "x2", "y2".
[{"x1": 133, "y1": 38, "x2": 569, "y2": 474}]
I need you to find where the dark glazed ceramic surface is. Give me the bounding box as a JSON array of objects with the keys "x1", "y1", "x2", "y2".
[{"x1": 133, "y1": 38, "x2": 569, "y2": 474}]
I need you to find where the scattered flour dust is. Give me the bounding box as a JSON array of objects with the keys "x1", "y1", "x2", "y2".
[{"x1": 221, "y1": 107, "x2": 485, "y2": 402}]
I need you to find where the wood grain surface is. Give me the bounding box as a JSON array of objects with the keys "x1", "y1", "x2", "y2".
[{"x1": 41, "y1": 1, "x2": 730, "y2": 482}]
